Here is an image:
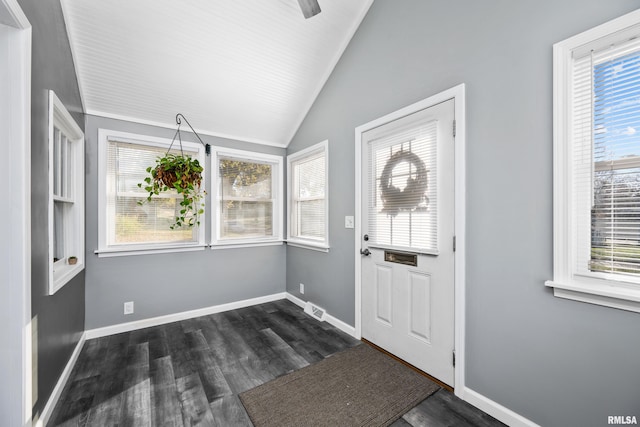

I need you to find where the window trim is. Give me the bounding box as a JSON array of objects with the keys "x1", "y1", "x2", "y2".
[
  {"x1": 210, "y1": 146, "x2": 283, "y2": 247},
  {"x1": 546, "y1": 9, "x2": 640, "y2": 313},
  {"x1": 286, "y1": 140, "x2": 329, "y2": 251},
  {"x1": 48, "y1": 90, "x2": 84, "y2": 294},
  {"x1": 97, "y1": 129, "x2": 207, "y2": 256}
]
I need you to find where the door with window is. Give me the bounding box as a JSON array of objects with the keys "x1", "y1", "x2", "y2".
[{"x1": 360, "y1": 99, "x2": 455, "y2": 386}]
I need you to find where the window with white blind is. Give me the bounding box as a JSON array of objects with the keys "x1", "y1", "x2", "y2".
[
  {"x1": 367, "y1": 119, "x2": 438, "y2": 254},
  {"x1": 49, "y1": 91, "x2": 85, "y2": 294},
  {"x1": 98, "y1": 129, "x2": 206, "y2": 255},
  {"x1": 212, "y1": 148, "x2": 282, "y2": 246},
  {"x1": 287, "y1": 141, "x2": 329, "y2": 251},
  {"x1": 548, "y1": 9, "x2": 640, "y2": 313}
]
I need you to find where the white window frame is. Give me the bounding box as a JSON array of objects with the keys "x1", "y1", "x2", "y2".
[
  {"x1": 48, "y1": 90, "x2": 84, "y2": 294},
  {"x1": 547, "y1": 9, "x2": 640, "y2": 313},
  {"x1": 210, "y1": 147, "x2": 283, "y2": 248},
  {"x1": 97, "y1": 129, "x2": 207, "y2": 257},
  {"x1": 287, "y1": 140, "x2": 329, "y2": 252}
]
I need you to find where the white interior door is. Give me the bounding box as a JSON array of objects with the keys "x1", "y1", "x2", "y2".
[{"x1": 360, "y1": 99, "x2": 455, "y2": 386}]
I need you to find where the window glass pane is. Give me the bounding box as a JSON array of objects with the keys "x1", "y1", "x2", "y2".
[
  {"x1": 60, "y1": 135, "x2": 68, "y2": 198},
  {"x1": 220, "y1": 200, "x2": 273, "y2": 238},
  {"x1": 297, "y1": 155, "x2": 325, "y2": 199},
  {"x1": 292, "y1": 151, "x2": 326, "y2": 240},
  {"x1": 53, "y1": 128, "x2": 61, "y2": 197},
  {"x1": 219, "y1": 159, "x2": 272, "y2": 199},
  {"x1": 592, "y1": 168, "x2": 640, "y2": 275},
  {"x1": 297, "y1": 199, "x2": 325, "y2": 238},
  {"x1": 107, "y1": 141, "x2": 198, "y2": 245},
  {"x1": 114, "y1": 195, "x2": 194, "y2": 244},
  {"x1": 219, "y1": 158, "x2": 274, "y2": 239},
  {"x1": 590, "y1": 49, "x2": 640, "y2": 277},
  {"x1": 53, "y1": 201, "x2": 65, "y2": 262}
]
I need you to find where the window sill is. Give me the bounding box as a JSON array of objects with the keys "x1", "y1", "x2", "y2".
[
  {"x1": 95, "y1": 244, "x2": 206, "y2": 258},
  {"x1": 545, "y1": 279, "x2": 640, "y2": 313},
  {"x1": 286, "y1": 240, "x2": 330, "y2": 253},
  {"x1": 51, "y1": 262, "x2": 84, "y2": 295},
  {"x1": 210, "y1": 241, "x2": 284, "y2": 250}
]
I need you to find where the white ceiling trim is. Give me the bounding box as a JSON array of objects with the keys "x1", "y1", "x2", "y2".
[
  {"x1": 86, "y1": 109, "x2": 289, "y2": 148},
  {"x1": 284, "y1": 0, "x2": 374, "y2": 144}
]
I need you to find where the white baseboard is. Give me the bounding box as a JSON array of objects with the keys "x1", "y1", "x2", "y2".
[
  {"x1": 285, "y1": 293, "x2": 357, "y2": 338},
  {"x1": 86, "y1": 292, "x2": 286, "y2": 339},
  {"x1": 36, "y1": 332, "x2": 86, "y2": 427},
  {"x1": 285, "y1": 292, "x2": 306, "y2": 308},
  {"x1": 325, "y1": 312, "x2": 357, "y2": 337},
  {"x1": 463, "y1": 387, "x2": 540, "y2": 427}
]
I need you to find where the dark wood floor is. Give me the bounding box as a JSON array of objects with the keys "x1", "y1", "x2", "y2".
[{"x1": 48, "y1": 299, "x2": 504, "y2": 427}]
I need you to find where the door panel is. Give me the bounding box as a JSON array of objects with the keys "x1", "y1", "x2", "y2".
[
  {"x1": 361, "y1": 98, "x2": 455, "y2": 386},
  {"x1": 375, "y1": 264, "x2": 393, "y2": 325},
  {"x1": 408, "y1": 271, "x2": 431, "y2": 344}
]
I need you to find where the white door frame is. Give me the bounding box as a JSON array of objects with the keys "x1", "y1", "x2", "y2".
[
  {"x1": 354, "y1": 84, "x2": 466, "y2": 396},
  {"x1": 0, "y1": 0, "x2": 32, "y2": 425}
]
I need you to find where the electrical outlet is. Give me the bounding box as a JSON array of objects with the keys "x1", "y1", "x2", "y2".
[
  {"x1": 300, "y1": 283, "x2": 305, "y2": 294},
  {"x1": 124, "y1": 301, "x2": 134, "y2": 315},
  {"x1": 345, "y1": 216, "x2": 354, "y2": 229}
]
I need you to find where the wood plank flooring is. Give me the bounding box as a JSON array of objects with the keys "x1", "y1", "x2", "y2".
[{"x1": 48, "y1": 299, "x2": 504, "y2": 427}]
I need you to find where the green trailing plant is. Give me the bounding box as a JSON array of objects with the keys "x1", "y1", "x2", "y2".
[{"x1": 138, "y1": 153, "x2": 205, "y2": 229}]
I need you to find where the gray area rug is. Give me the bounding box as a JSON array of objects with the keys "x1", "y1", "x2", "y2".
[{"x1": 239, "y1": 343, "x2": 440, "y2": 427}]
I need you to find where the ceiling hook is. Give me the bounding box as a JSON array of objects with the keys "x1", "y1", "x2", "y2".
[{"x1": 173, "y1": 113, "x2": 210, "y2": 156}]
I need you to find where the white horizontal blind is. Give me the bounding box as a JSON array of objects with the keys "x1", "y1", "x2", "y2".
[
  {"x1": 573, "y1": 36, "x2": 640, "y2": 279},
  {"x1": 106, "y1": 140, "x2": 198, "y2": 246},
  {"x1": 291, "y1": 150, "x2": 326, "y2": 241},
  {"x1": 218, "y1": 156, "x2": 274, "y2": 239},
  {"x1": 367, "y1": 119, "x2": 438, "y2": 252}
]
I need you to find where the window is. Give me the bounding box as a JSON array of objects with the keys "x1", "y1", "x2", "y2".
[
  {"x1": 98, "y1": 129, "x2": 206, "y2": 256},
  {"x1": 287, "y1": 141, "x2": 329, "y2": 251},
  {"x1": 48, "y1": 91, "x2": 84, "y2": 294},
  {"x1": 548, "y1": 9, "x2": 640, "y2": 312},
  {"x1": 212, "y1": 148, "x2": 283, "y2": 246}
]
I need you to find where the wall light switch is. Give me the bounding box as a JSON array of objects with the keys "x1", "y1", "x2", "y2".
[{"x1": 345, "y1": 216, "x2": 355, "y2": 229}]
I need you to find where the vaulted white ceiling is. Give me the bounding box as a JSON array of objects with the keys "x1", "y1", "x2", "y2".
[{"x1": 61, "y1": 0, "x2": 372, "y2": 147}]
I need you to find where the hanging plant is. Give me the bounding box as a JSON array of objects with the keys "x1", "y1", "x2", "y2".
[{"x1": 138, "y1": 153, "x2": 205, "y2": 229}]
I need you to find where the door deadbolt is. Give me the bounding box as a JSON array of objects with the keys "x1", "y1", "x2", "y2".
[{"x1": 363, "y1": 234, "x2": 369, "y2": 241}]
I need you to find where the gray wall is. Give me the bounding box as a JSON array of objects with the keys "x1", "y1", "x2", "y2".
[
  {"x1": 84, "y1": 115, "x2": 286, "y2": 329},
  {"x1": 17, "y1": 0, "x2": 86, "y2": 420},
  {"x1": 287, "y1": 1, "x2": 640, "y2": 426}
]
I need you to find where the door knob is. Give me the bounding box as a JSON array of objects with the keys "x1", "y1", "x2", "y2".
[{"x1": 360, "y1": 248, "x2": 371, "y2": 256}]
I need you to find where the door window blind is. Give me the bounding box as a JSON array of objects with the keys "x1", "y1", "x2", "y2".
[
  {"x1": 573, "y1": 37, "x2": 640, "y2": 279},
  {"x1": 367, "y1": 119, "x2": 438, "y2": 252}
]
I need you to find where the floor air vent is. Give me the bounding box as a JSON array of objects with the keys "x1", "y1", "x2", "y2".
[{"x1": 304, "y1": 302, "x2": 326, "y2": 321}]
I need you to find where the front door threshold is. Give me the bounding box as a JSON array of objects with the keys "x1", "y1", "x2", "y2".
[{"x1": 361, "y1": 338, "x2": 454, "y2": 393}]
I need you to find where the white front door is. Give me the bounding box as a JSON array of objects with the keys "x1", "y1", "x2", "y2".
[{"x1": 360, "y1": 99, "x2": 455, "y2": 386}]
